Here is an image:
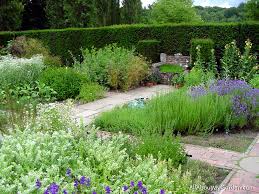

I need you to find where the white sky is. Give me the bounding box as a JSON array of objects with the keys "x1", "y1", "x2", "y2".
[{"x1": 142, "y1": 0, "x2": 245, "y2": 8}]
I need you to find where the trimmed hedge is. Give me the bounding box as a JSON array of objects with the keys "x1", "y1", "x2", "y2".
[
  {"x1": 190, "y1": 39, "x2": 214, "y2": 64},
  {"x1": 0, "y1": 22, "x2": 258, "y2": 64},
  {"x1": 137, "y1": 39, "x2": 161, "y2": 62}
]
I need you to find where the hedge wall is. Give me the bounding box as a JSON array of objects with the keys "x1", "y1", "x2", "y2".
[{"x1": 0, "y1": 22, "x2": 258, "y2": 64}]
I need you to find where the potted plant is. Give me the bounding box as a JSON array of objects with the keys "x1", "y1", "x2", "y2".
[{"x1": 171, "y1": 72, "x2": 185, "y2": 88}]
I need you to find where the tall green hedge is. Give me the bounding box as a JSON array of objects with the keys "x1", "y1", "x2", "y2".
[
  {"x1": 0, "y1": 22, "x2": 258, "y2": 64},
  {"x1": 190, "y1": 39, "x2": 214, "y2": 64},
  {"x1": 137, "y1": 39, "x2": 161, "y2": 62}
]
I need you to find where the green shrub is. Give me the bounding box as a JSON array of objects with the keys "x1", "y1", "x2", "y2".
[
  {"x1": 250, "y1": 75, "x2": 259, "y2": 88},
  {"x1": 159, "y1": 64, "x2": 184, "y2": 73},
  {"x1": 221, "y1": 40, "x2": 257, "y2": 80},
  {"x1": 0, "y1": 55, "x2": 44, "y2": 89},
  {"x1": 0, "y1": 23, "x2": 257, "y2": 64},
  {"x1": 77, "y1": 83, "x2": 106, "y2": 103},
  {"x1": 137, "y1": 39, "x2": 161, "y2": 62},
  {"x1": 0, "y1": 104, "x2": 204, "y2": 193},
  {"x1": 7, "y1": 36, "x2": 62, "y2": 67},
  {"x1": 184, "y1": 68, "x2": 215, "y2": 87},
  {"x1": 191, "y1": 39, "x2": 214, "y2": 65},
  {"x1": 77, "y1": 44, "x2": 149, "y2": 91},
  {"x1": 39, "y1": 68, "x2": 87, "y2": 100},
  {"x1": 95, "y1": 89, "x2": 233, "y2": 135},
  {"x1": 134, "y1": 135, "x2": 187, "y2": 167}
]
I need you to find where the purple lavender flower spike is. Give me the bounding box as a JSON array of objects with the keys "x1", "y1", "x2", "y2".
[
  {"x1": 74, "y1": 179, "x2": 79, "y2": 188},
  {"x1": 141, "y1": 187, "x2": 147, "y2": 194},
  {"x1": 123, "y1": 185, "x2": 129, "y2": 192},
  {"x1": 92, "y1": 191, "x2": 97, "y2": 194},
  {"x1": 35, "y1": 179, "x2": 41, "y2": 189},
  {"x1": 48, "y1": 183, "x2": 59, "y2": 194},
  {"x1": 63, "y1": 189, "x2": 68, "y2": 194},
  {"x1": 137, "y1": 181, "x2": 143, "y2": 189},
  {"x1": 66, "y1": 168, "x2": 71, "y2": 177},
  {"x1": 130, "y1": 181, "x2": 135, "y2": 187},
  {"x1": 105, "y1": 186, "x2": 111, "y2": 194},
  {"x1": 160, "y1": 189, "x2": 165, "y2": 194},
  {"x1": 80, "y1": 176, "x2": 86, "y2": 185}
]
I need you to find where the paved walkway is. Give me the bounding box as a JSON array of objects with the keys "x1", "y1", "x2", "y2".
[
  {"x1": 72, "y1": 85, "x2": 173, "y2": 124},
  {"x1": 219, "y1": 135, "x2": 259, "y2": 194},
  {"x1": 184, "y1": 144, "x2": 244, "y2": 170}
]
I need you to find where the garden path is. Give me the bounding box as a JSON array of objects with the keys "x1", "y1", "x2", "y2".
[
  {"x1": 72, "y1": 85, "x2": 173, "y2": 125},
  {"x1": 72, "y1": 85, "x2": 259, "y2": 194},
  {"x1": 218, "y1": 135, "x2": 259, "y2": 194}
]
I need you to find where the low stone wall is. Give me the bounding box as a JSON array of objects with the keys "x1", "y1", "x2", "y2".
[{"x1": 151, "y1": 53, "x2": 190, "y2": 85}]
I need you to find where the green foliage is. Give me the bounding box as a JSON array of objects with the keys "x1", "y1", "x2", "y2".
[
  {"x1": 0, "y1": 55, "x2": 44, "y2": 89},
  {"x1": 191, "y1": 39, "x2": 215, "y2": 66},
  {"x1": 7, "y1": 36, "x2": 62, "y2": 67},
  {"x1": 171, "y1": 72, "x2": 185, "y2": 86},
  {"x1": 195, "y1": 4, "x2": 245, "y2": 22},
  {"x1": 221, "y1": 40, "x2": 257, "y2": 80},
  {"x1": 77, "y1": 83, "x2": 106, "y2": 103},
  {"x1": 220, "y1": 40, "x2": 241, "y2": 78},
  {"x1": 159, "y1": 64, "x2": 184, "y2": 73},
  {"x1": 77, "y1": 44, "x2": 149, "y2": 91},
  {"x1": 121, "y1": 0, "x2": 142, "y2": 24},
  {"x1": 137, "y1": 39, "x2": 161, "y2": 62},
  {"x1": 134, "y1": 135, "x2": 187, "y2": 167},
  {"x1": 0, "y1": 105, "x2": 203, "y2": 193},
  {"x1": 245, "y1": 0, "x2": 259, "y2": 21},
  {"x1": 39, "y1": 68, "x2": 87, "y2": 100},
  {"x1": 250, "y1": 75, "x2": 259, "y2": 88},
  {"x1": 182, "y1": 160, "x2": 229, "y2": 188},
  {"x1": 149, "y1": 0, "x2": 202, "y2": 24},
  {"x1": 184, "y1": 68, "x2": 215, "y2": 87},
  {"x1": 94, "y1": 89, "x2": 234, "y2": 135},
  {"x1": 0, "y1": 0, "x2": 24, "y2": 31},
  {"x1": 0, "y1": 23, "x2": 258, "y2": 64}
]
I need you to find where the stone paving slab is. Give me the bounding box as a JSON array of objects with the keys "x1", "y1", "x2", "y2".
[
  {"x1": 219, "y1": 134, "x2": 259, "y2": 194},
  {"x1": 72, "y1": 85, "x2": 173, "y2": 124},
  {"x1": 184, "y1": 144, "x2": 243, "y2": 170}
]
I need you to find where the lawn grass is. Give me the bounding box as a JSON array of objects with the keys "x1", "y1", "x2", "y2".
[
  {"x1": 159, "y1": 64, "x2": 184, "y2": 73},
  {"x1": 182, "y1": 160, "x2": 229, "y2": 193},
  {"x1": 181, "y1": 131, "x2": 256, "y2": 153}
]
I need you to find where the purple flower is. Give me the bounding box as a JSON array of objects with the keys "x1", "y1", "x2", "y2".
[
  {"x1": 35, "y1": 179, "x2": 41, "y2": 189},
  {"x1": 134, "y1": 192, "x2": 138, "y2": 194},
  {"x1": 130, "y1": 181, "x2": 135, "y2": 187},
  {"x1": 141, "y1": 187, "x2": 147, "y2": 194},
  {"x1": 48, "y1": 183, "x2": 59, "y2": 194},
  {"x1": 123, "y1": 185, "x2": 129, "y2": 191},
  {"x1": 137, "y1": 181, "x2": 143, "y2": 189},
  {"x1": 74, "y1": 179, "x2": 79, "y2": 188},
  {"x1": 105, "y1": 186, "x2": 111, "y2": 194},
  {"x1": 44, "y1": 190, "x2": 50, "y2": 194},
  {"x1": 63, "y1": 190, "x2": 68, "y2": 194},
  {"x1": 160, "y1": 189, "x2": 165, "y2": 194},
  {"x1": 189, "y1": 85, "x2": 207, "y2": 98},
  {"x1": 66, "y1": 168, "x2": 71, "y2": 177},
  {"x1": 92, "y1": 191, "x2": 97, "y2": 194},
  {"x1": 80, "y1": 176, "x2": 91, "y2": 186}
]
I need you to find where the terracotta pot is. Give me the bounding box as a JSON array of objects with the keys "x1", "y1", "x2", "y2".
[{"x1": 146, "y1": 82, "x2": 154, "y2": 87}]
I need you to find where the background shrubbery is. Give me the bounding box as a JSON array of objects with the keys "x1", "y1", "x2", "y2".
[
  {"x1": 76, "y1": 44, "x2": 149, "y2": 91},
  {"x1": 0, "y1": 23, "x2": 258, "y2": 64}
]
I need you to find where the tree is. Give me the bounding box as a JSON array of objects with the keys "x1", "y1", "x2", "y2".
[
  {"x1": 94, "y1": 0, "x2": 120, "y2": 26},
  {"x1": 149, "y1": 0, "x2": 201, "y2": 24},
  {"x1": 22, "y1": 0, "x2": 47, "y2": 30},
  {"x1": 63, "y1": 0, "x2": 95, "y2": 27},
  {"x1": 245, "y1": 0, "x2": 259, "y2": 21},
  {"x1": 0, "y1": 0, "x2": 24, "y2": 31},
  {"x1": 45, "y1": 0, "x2": 65, "y2": 28},
  {"x1": 45, "y1": 0, "x2": 95, "y2": 28},
  {"x1": 121, "y1": 0, "x2": 142, "y2": 24}
]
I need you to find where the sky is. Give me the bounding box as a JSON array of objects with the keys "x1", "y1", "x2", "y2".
[{"x1": 142, "y1": 0, "x2": 245, "y2": 8}]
